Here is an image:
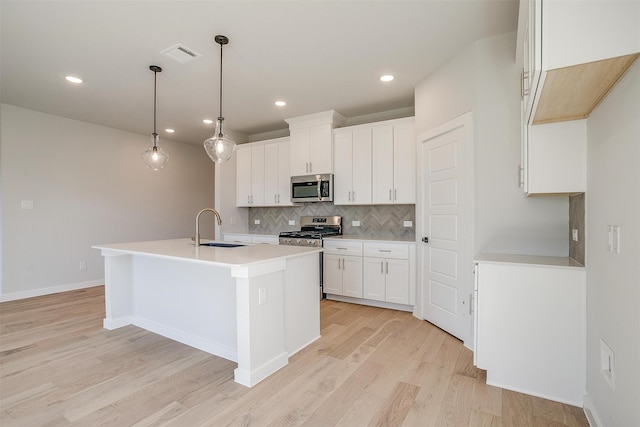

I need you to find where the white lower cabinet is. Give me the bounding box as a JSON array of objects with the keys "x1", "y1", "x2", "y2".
[
  {"x1": 474, "y1": 255, "x2": 586, "y2": 405},
  {"x1": 322, "y1": 240, "x2": 363, "y2": 298},
  {"x1": 363, "y1": 242, "x2": 410, "y2": 304},
  {"x1": 222, "y1": 233, "x2": 279, "y2": 245},
  {"x1": 324, "y1": 238, "x2": 415, "y2": 310}
]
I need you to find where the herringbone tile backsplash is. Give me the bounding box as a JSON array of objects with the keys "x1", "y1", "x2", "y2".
[{"x1": 248, "y1": 204, "x2": 415, "y2": 240}]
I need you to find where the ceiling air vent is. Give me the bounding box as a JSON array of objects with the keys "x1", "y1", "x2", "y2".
[{"x1": 160, "y1": 44, "x2": 202, "y2": 64}]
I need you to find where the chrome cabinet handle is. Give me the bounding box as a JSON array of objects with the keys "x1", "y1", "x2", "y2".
[
  {"x1": 389, "y1": 189, "x2": 392, "y2": 201},
  {"x1": 380, "y1": 260, "x2": 384, "y2": 273},
  {"x1": 386, "y1": 261, "x2": 389, "y2": 274},
  {"x1": 394, "y1": 189, "x2": 397, "y2": 200}
]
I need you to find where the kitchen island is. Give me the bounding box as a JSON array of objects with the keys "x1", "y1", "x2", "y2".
[{"x1": 93, "y1": 238, "x2": 322, "y2": 387}]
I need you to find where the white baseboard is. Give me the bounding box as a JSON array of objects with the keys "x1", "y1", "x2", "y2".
[
  {"x1": 583, "y1": 393, "x2": 602, "y2": 427},
  {"x1": 0, "y1": 279, "x2": 104, "y2": 302}
]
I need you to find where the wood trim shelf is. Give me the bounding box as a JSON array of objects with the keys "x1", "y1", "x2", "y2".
[{"x1": 533, "y1": 53, "x2": 639, "y2": 124}]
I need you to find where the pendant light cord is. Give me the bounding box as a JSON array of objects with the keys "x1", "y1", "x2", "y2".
[
  {"x1": 218, "y1": 40, "x2": 224, "y2": 123},
  {"x1": 153, "y1": 68, "x2": 158, "y2": 143}
]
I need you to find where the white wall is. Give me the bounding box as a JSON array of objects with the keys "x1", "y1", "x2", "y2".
[
  {"x1": 214, "y1": 135, "x2": 249, "y2": 238},
  {"x1": 585, "y1": 62, "x2": 640, "y2": 426},
  {"x1": 1, "y1": 104, "x2": 216, "y2": 300},
  {"x1": 415, "y1": 32, "x2": 568, "y2": 257}
]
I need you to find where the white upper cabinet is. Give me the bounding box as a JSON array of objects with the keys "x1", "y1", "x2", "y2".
[
  {"x1": 264, "y1": 138, "x2": 292, "y2": 206},
  {"x1": 236, "y1": 144, "x2": 264, "y2": 207},
  {"x1": 333, "y1": 128, "x2": 372, "y2": 205},
  {"x1": 286, "y1": 110, "x2": 346, "y2": 176},
  {"x1": 372, "y1": 118, "x2": 416, "y2": 204},
  {"x1": 526, "y1": 120, "x2": 587, "y2": 195},
  {"x1": 236, "y1": 137, "x2": 290, "y2": 207}
]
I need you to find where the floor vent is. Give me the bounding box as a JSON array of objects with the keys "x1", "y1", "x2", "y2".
[{"x1": 160, "y1": 44, "x2": 202, "y2": 64}]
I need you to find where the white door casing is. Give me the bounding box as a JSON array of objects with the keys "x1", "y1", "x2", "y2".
[{"x1": 417, "y1": 112, "x2": 474, "y2": 347}]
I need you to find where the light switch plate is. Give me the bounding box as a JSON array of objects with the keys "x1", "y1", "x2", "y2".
[
  {"x1": 254, "y1": 219, "x2": 260, "y2": 225},
  {"x1": 352, "y1": 220, "x2": 361, "y2": 227},
  {"x1": 21, "y1": 200, "x2": 34, "y2": 209}
]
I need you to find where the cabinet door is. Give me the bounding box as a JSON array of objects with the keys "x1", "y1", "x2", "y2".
[
  {"x1": 323, "y1": 254, "x2": 343, "y2": 295},
  {"x1": 308, "y1": 125, "x2": 332, "y2": 174},
  {"x1": 393, "y1": 123, "x2": 416, "y2": 204},
  {"x1": 363, "y1": 257, "x2": 386, "y2": 301},
  {"x1": 351, "y1": 129, "x2": 372, "y2": 204},
  {"x1": 264, "y1": 143, "x2": 279, "y2": 205},
  {"x1": 527, "y1": 120, "x2": 587, "y2": 194},
  {"x1": 372, "y1": 126, "x2": 394, "y2": 204},
  {"x1": 250, "y1": 145, "x2": 265, "y2": 206},
  {"x1": 385, "y1": 258, "x2": 409, "y2": 304},
  {"x1": 236, "y1": 146, "x2": 252, "y2": 207},
  {"x1": 333, "y1": 132, "x2": 353, "y2": 205},
  {"x1": 290, "y1": 128, "x2": 310, "y2": 176},
  {"x1": 342, "y1": 256, "x2": 363, "y2": 298},
  {"x1": 277, "y1": 141, "x2": 292, "y2": 205}
]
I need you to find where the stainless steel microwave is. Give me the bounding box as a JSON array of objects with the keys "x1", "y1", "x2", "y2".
[{"x1": 291, "y1": 174, "x2": 333, "y2": 203}]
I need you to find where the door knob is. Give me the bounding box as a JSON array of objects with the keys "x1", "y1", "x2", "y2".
[{"x1": 422, "y1": 237, "x2": 429, "y2": 243}]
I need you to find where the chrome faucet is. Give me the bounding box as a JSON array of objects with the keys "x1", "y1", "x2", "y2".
[{"x1": 194, "y1": 208, "x2": 222, "y2": 246}]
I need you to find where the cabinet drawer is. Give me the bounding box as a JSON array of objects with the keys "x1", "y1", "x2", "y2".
[
  {"x1": 364, "y1": 242, "x2": 409, "y2": 259},
  {"x1": 251, "y1": 235, "x2": 279, "y2": 245},
  {"x1": 323, "y1": 240, "x2": 363, "y2": 256},
  {"x1": 223, "y1": 233, "x2": 252, "y2": 243}
]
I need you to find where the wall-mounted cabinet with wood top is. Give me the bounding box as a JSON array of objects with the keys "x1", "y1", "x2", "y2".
[
  {"x1": 517, "y1": 0, "x2": 639, "y2": 195},
  {"x1": 517, "y1": 0, "x2": 640, "y2": 125}
]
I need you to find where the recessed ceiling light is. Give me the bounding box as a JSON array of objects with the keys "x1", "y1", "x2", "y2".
[
  {"x1": 380, "y1": 74, "x2": 394, "y2": 82},
  {"x1": 65, "y1": 75, "x2": 83, "y2": 84},
  {"x1": 165, "y1": 128, "x2": 175, "y2": 133},
  {"x1": 203, "y1": 119, "x2": 214, "y2": 124},
  {"x1": 275, "y1": 100, "x2": 287, "y2": 107}
]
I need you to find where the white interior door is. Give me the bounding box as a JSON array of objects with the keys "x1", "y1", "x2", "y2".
[{"x1": 417, "y1": 112, "x2": 473, "y2": 345}]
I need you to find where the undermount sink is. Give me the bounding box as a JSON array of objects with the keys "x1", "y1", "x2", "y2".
[{"x1": 199, "y1": 242, "x2": 245, "y2": 248}]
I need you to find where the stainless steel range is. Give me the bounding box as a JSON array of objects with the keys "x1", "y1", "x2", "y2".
[
  {"x1": 279, "y1": 216, "x2": 342, "y2": 298},
  {"x1": 279, "y1": 216, "x2": 342, "y2": 247}
]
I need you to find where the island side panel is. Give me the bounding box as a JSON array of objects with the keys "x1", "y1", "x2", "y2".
[
  {"x1": 130, "y1": 255, "x2": 238, "y2": 362},
  {"x1": 102, "y1": 251, "x2": 134, "y2": 329},
  {"x1": 232, "y1": 260, "x2": 288, "y2": 387},
  {"x1": 284, "y1": 253, "x2": 321, "y2": 355}
]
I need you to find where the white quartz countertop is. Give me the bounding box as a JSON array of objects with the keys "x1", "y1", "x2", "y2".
[
  {"x1": 474, "y1": 253, "x2": 585, "y2": 269},
  {"x1": 93, "y1": 238, "x2": 322, "y2": 268},
  {"x1": 324, "y1": 236, "x2": 417, "y2": 244}
]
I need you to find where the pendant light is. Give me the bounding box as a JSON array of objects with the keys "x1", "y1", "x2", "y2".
[
  {"x1": 141, "y1": 65, "x2": 169, "y2": 170},
  {"x1": 203, "y1": 35, "x2": 236, "y2": 163}
]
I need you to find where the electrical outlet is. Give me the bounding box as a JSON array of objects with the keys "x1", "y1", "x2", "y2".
[
  {"x1": 288, "y1": 220, "x2": 295, "y2": 226},
  {"x1": 352, "y1": 220, "x2": 361, "y2": 227},
  {"x1": 607, "y1": 225, "x2": 620, "y2": 253},
  {"x1": 79, "y1": 261, "x2": 87, "y2": 271},
  {"x1": 254, "y1": 219, "x2": 260, "y2": 225},
  {"x1": 21, "y1": 200, "x2": 34, "y2": 210},
  {"x1": 600, "y1": 339, "x2": 615, "y2": 390},
  {"x1": 571, "y1": 228, "x2": 579, "y2": 241},
  {"x1": 404, "y1": 220, "x2": 413, "y2": 227}
]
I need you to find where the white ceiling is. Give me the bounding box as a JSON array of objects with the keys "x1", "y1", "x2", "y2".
[{"x1": 1, "y1": 0, "x2": 518, "y2": 145}]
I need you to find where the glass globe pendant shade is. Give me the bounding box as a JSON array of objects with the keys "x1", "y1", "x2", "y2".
[
  {"x1": 203, "y1": 118, "x2": 236, "y2": 163},
  {"x1": 141, "y1": 133, "x2": 169, "y2": 171}
]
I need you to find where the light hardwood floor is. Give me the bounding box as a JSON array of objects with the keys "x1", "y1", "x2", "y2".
[{"x1": 0, "y1": 286, "x2": 589, "y2": 426}]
